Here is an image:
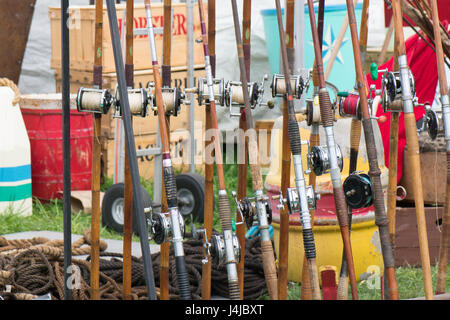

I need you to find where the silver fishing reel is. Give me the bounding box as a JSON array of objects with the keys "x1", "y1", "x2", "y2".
[
  {"x1": 147, "y1": 83, "x2": 184, "y2": 117},
  {"x1": 209, "y1": 233, "x2": 241, "y2": 266},
  {"x1": 224, "y1": 74, "x2": 268, "y2": 117},
  {"x1": 307, "y1": 144, "x2": 344, "y2": 176},
  {"x1": 76, "y1": 87, "x2": 113, "y2": 114},
  {"x1": 278, "y1": 186, "x2": 320, "y2": 215},
  {"x1": 423, "y1": 104, "x2": 443, "y2": 140},
  {"x1": 113, "y1": 87, "x2": 149, "y2": 118},
  {"x1": 381, "y1": 69, "x2": 416, "y2": 113},
  {"x1": 231, "y1": 191, "x2": 272, "y2": 230},
  {"x1": 303, "y1": 81, "x2": 340, "y2": 125},
  {"x1": 190, "y1": 222, "x2": 212, "y2": 265},
  {"x1": 185, "y1": 77, "x2": 226, "y2": 106},
  {"x1": 149, "y1": 211, "x2": 185, "y2": 245},
  {"x1": 270, "y1": 73, "x2": 308, "y2": 99}
]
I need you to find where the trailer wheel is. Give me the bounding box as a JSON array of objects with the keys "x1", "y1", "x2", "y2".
[
  {"x1": 102, "y1": 182, "x2": 152, "y2": 234},
  {"x1": 175, "y1": 173, "x2": 205, "y2": 223}
]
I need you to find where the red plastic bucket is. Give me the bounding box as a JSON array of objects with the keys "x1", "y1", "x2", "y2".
[{"x1": 19, "y1": 94, "x2": 93, "y2": 201}]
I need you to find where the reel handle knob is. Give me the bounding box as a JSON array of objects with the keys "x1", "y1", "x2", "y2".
[{"x1": 370, "y1": 62, "x2": 379, "y2": 81}]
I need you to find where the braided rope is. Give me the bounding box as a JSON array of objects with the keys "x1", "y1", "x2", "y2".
[{"x1": 0, "y1": 78, "x2": 21, "y2": 105}]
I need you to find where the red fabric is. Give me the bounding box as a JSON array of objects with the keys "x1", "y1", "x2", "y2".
[{"x1": 365, "y1": 33, "x2": 438, "y2": 183}]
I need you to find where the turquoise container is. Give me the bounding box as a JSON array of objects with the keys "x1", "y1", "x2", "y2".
[{"x1": 261, "y1": 3, "x2": 363, "y2": 92}]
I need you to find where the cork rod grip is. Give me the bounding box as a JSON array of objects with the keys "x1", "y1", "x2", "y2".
[{"x1": 261, "y1": 240, "x2": 278, "y2": 300}]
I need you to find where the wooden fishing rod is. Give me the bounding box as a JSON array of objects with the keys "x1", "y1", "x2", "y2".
[
  {"x1": 278, "y1": 0, "x2": 295, "y2": 301},
  {"x1": 336, "y1": 0, "x2": 368, "y2": 300},
  {"x1": 158, "y1": 0, "x2": 172, "y2": 301},
  {"x1": 300, "y1": 0, "x2": 324, "y2": 300},
  {"x1": 306, "y1": 0, "x2": 359, "y2": 300},
  {"x1": 274, "y1": 0, "x2": 321, "y2": 300},
  {"x1": 345, "y1": 0, "x2": 400, "y2": 300},
  {"x1": 429, "y1": 0, "x2": 449, "y2": 295},
  {"x1": 143, "y1": 0, "x2": 191, "y2": 300},
  {"x1": 236, "y1": 0, "x2": 251, "y2": 298},
  {"x1": 105, "y1": 0, "x2": 157, "y2": 300},
  {"x1": 390, "y1": 0, "x2": 433, "y2": 300},
  {"x1": 200, "y1": 0, "x2": 215, "y2": 301},
  {"x1": 196, "y1": 0, "x2": 241, "y2": 300},
  {"x1": 122, "y1": 0, "x2": 134, "y2": 301},
  {"x1": 230, "y1": 0, "x2": 279, "y2": 300},
  {"x1": 89, "y1": 0, "x2": 103, "y2": 301}
]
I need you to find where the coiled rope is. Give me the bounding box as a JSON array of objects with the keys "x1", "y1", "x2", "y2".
[
  {"x1": 0, "y1": 78, "x2": 21, "y2": 105},
  {"x1": 0, "y1": 230, "x2": 270, "y2": 300}
]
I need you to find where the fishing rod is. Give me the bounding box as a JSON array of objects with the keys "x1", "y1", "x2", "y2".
[
  {"x1": 342, "y1": 0, "x2": 400, "y2": 300},
  {"x1": 274, "y1": 0, "x2": 321, "y2": 300},
  {"x1": 389, "y1": 0, "x2": 433, "y2": 300},
  {"x1": 335, "y1": 0, "x2": 368, "y2": 300},
  {"x1": 306, "y1": 0, "x2": 359, "y2": 300},
  {"x1": 229, "y1": 0, "x2": 279, "y2": 300},
  {"x1": 105, "y1": 0, "x2": 157, "y2": 300},
  {"x1": 426, "y1": 0, "x2": 449, "y2": 295},
  {"x1": 300, "y1": 0, "x2": 324, "y2": 300},
  {"x1": 235, "y1": 0, "x2": 251, "y2": 298},
  {"x1": 61, "y1": 0, "x2": 72, "y2": 300},
  {"x1": 278, "y1": 0, "x2": 295, "y2": 301},
  {"x1": 143, "y1": 0, "x2": 191, "y2": 300},
  {"x1": 158, "y1": 0, "x2": 172, "y2": 301},
  {"x1": 192, "y1": 0, "x2": 242, "y2": 300},
  {"x1": 199, "y1": 0, "x2": 215, "y2": 301}
]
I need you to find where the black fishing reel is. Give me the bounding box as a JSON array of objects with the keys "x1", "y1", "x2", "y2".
[
  {"x1": 147, "y1": 84, "x2": 184, "y2": 117},
  {"x1": 149, "y1": 211, "x2": 185, "y2": 245},
  {"x1": 270, "y1": 73, "x2": 308, "y2": 99},
  {"x1": 381, "y1": 69, "x2": 416, "y2": 113},
  {"x1": 231, "y1": 191, "x2": 272, "y2": 230},
  {"x1": 278, "y1": 186, "x2": 320, "y2": 215},
  {"x1": 113, "y1": 87, "x2": 149, "y2": 118},
  {"x1": 209, "y1": 233, "x2": 241, "y2": 266},
  {"x1": 184, "y1": 77, "x2": 226, "y2": 106},
  {"x1": 224, "y1": 74, "x2": 268, "y2": 117},
  {"x1": 343, "y1": 172, "x2": 373, "y2": 209},
  {"x1": 76, "y1": 87, "x2": 113, "y2": 114},
  {"x1": 307, "y1": 145, "x2": 344, "y2": 176},
  {"x1": 423, "y1": 104, "x2": 443, "y2": 140}
]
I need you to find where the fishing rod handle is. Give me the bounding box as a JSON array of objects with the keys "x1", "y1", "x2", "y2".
[
  {"x1": 318, "y1": 88, "x2": 334, "y2": 127},
  {"x1": 162, "y1": 157, "x2": 178, "y2": 208},
  {"x1": 261, "y1": 239, "x2": 279, "y2": 300},
  {"x1": 174, "y1": 255, "x2": 191, "y2": 300}
]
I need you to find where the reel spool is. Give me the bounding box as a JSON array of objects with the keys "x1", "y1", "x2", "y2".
[
  {"x1": 149, "y1": 211, "x2": 185, "y2": 245},
  {"x1": 343, "y1": 172, "x2": 373, "y2": 209},
  {"x1": 304, "y1": 82, "x2": 339, "y2": 126},
  {"x1": 381, "y1": 69, "x2": 415, "y2": 113},
  {"x1": 114, "y1": 87, "x2": 148, "y2": 118},
  {"x1": 338, "y1": 92, "x2": 362, "y2": 120},
  {"x1": 189, "y1": 77, "x2": 225, "y2": 106},
  {"x1": 423, "y1": 104, "x2": 442, "y2": 140},
  {"x1": 307, "y1": 145, "x2": 344, "y2": 176},
  {"x1": 270, "y1": 74, "x2": 305, "y2": 99},
  {"x1": 224, "y1": 77, "x2": 266, "y2": 117},
  {"x1": 147, "y1": 84, "x2": 184, "y2": 116},
  {"x1": 76, "y1": 87, "x2": 113, "y2": 114},
  {"x1": 283, "y1": 186, "x2": 320, "y2": 214},
  {"x1": 209, "y1": 233, "x2": 241, "y2": 266}
]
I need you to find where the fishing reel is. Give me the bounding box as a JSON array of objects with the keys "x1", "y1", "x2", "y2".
[
  {"x1": 270, "y1": 73, "x2": 310, "y2": 100},
  {"x1": 76, "y1": 87, "x2": 113, "y2": 114},
  {"x1": 303, "y1": 81, "x2": 339, "y2": 126},
  {"x1": 337, "y1": 92, "x2": 362, "y2": 120},
  {"x1": 343, "y1": 172, "x2": 373, "y2": 209},
  {"x1": 184, "y1": 77, "x2": 226, "y2": 106},
  {"x1": 113, "y1": 87, "x2": 149, "y2": 118},
  {"x1": 147, "y1": 84, "x2": 185, "y2": 117},
  {"x1": 190, "y1": 222, "x2": 212, "y2": 265},
  {"x1": 231, "y1": 191, "x2": 272, "y2": 230},
  {"x1": 278, "y1": 186, "x2": 321, "y2": 215},
  {"x1": 149, "y1": 211, "x2": 185, "y2": 245},
  {"x1": 423, "y1": 103, "x2": 443, "y2": 140},
  {"x1": 224, "y1": 74, "x2": 268, "y2": 117},
  {"x1": 381, "y1": 69, "x2": 416, "y2": 113},
  {"x1": 209, "y1": 233, "x2": 241, "y2": 266},
  {"x1": 307, "y1": 145, "x2": 344, "y2": 176}
]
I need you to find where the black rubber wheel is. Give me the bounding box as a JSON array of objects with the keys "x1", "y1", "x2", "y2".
[
  {"x1": 101, "y1": 182, "x2": 152, "y2": 234},
  {"x1": 175, "y1": 173, "x2": 205, "y2": 223}
]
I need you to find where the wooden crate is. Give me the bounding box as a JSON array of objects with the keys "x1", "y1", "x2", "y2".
[
  {"x1": 395, "y1": 206, "x2": 448, "y2": 267},
  {"x1": 49, "y1": 2, "x2": 206, "y2": 73}
]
